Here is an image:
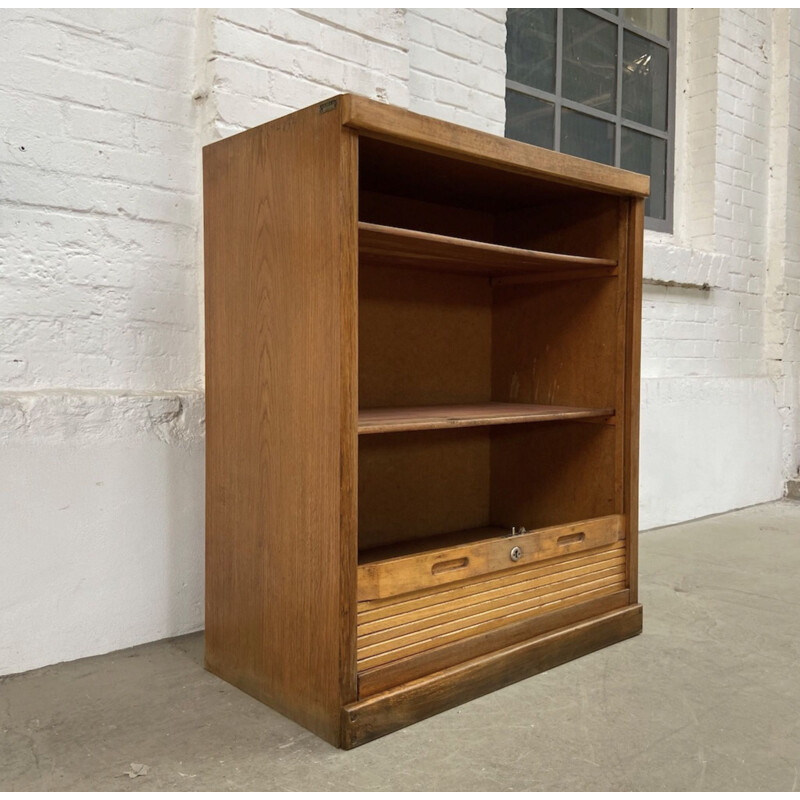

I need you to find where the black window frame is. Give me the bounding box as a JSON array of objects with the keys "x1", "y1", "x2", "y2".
[{"x1": 505, "y1": 8, "x2": 677, "y2": 233}]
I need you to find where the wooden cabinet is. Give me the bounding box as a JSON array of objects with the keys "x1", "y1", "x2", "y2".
[{"x1": 203, "y1": 94, "x2": 648, "y2": 749}]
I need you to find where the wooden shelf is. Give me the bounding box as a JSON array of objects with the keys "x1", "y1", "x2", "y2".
[
  {"x1": 358, "y1": 402, "x2": 614, "y2": 435},
  {"x1": 358, "y1": 222, "x2": 618, "y2": 278}
]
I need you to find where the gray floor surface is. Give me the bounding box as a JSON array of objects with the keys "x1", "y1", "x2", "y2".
[{"x1": 2, "y1": 500, "x2": 799, "y2": 791}]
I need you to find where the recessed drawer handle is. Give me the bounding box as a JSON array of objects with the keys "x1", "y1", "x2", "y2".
[
  {"x1": 558, "y1": 531, "x2": 586, "y2": 546},
  {"x1": 431, "y1": 557, "x2": 469, "y2": 575}
]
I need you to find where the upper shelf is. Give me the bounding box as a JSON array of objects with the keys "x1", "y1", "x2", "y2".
[
  {"x1": 358, "y1": 402, "x2": 614, "y2": 435},
  {"x1": 358, "y1": 222, "x2": 618, "y2": 279}
]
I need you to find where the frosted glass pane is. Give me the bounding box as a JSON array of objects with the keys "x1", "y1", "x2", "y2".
[
  {"x1": 624, "y1": 9, "x2": 669, "y2": 39},
  {"x1": 506, "y1": 9, "x2": 557, "y2": 93},
  {"x1": 621, "y1": 128, "x2": 667, "y2": 219},
  {"x1": 506, "y1": 90, "x2": 555, "y2": 150},
  {"x1": 622, "y1": 31, "x2": 668, "y2": 130},
  {"x1": 562, "y1": 9, "x2": 617, "y2": 113},
  {"x1": 560, "y1": 108, "x2": 614, "y2": 165}
]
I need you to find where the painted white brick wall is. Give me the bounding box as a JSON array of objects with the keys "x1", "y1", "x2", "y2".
[
  {"x1": 0, "y1": 9, "x2": 206, "y2": 676},
  {"x1": 0, "y1": 9, "x2": 202, "y2": 391},
  {"x1": 637, "y1": 8, "x2": 794, "y2": 527},
  {"x1": 3, "y1": 7, "x2": 800, "y2": 674},
  {"x1": 642, "y1": 10, "x2": 773, "y2": 383},
  {"x1": 786, "y1": 9, "x2": 800, "y2": 474},
  {"x1": 406, "y1": 8, "x2": 506, "y2": 134},
  {"x1": 684, "y1": 10, "x2": 720, "y2": 247},
  {"x1": 763, "y1": 8, "x2": 800, "y2": 479},
  {"x1": 210, "y1": 9, "x2": 409, "y2": 137}
]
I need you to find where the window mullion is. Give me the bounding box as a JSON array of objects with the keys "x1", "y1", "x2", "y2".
[
  {"x1": 559, "y1": 98, "x2": 618, "y2": 125},
  {"x1": 620, "y1": 119, "x2": 670, "y2": 139},
  {"x1": 505, "y1": 79, "x2": 557, "y2": 105}
]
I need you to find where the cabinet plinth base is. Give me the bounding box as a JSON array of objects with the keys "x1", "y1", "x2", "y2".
[{"x1": 340, "y1": 603, "x2": 642, "y2": 749}]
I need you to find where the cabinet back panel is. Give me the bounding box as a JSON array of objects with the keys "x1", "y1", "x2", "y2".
[
  {"x1": 490, "y1": 422, "x2": 618, "y2": 530},
  {"x1": 359, "y1": 265, "x2": 492, "y2": 408},
  {"x1": 359, "y1": 428, "x2": 491, "y2": 551},
  {"x1": 492, "y1": 277, "x2": 619, "y2": 409},
  {"x1": 496, "y1": 195, "x2": 622, "y2": 261},
  {"x1": 360, "y1": 190, "x2": 495, "y2": 242},
  {"x1": 359, "y1": 136, "x2": 611, "y2": 216}
]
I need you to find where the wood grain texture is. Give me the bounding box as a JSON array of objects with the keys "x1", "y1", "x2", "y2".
[
  {"x1": 358, "y1": 264, "x2": 491, "y2": 409},
  {"x1": 491, "y1": 277, "x2": 621, "y2": 410},
  {"x1": 613, "y1": 199, "x2": 631, "y2": 531},
  {"x1": 359, "y1": 136, "x2": 609, "y2": 214},
  {"x1": 359, "y1": 555, "x2": 626, "y2": 638},
  {"x1": 342, "y1": 604, "x2": 644, "y2": 748},
  {"x1": 359, "y1": 189, "x2": 496, "y2": 241},
  {"x1": 490, "y1": 266, "x2": 620, "y2": 285},
  {"x1": 358, "y1": 543, "x2": 625, "y2": 616},
  {"x1": 358, "y1": 402, "x2": 614, "y2": 435},
  {"x1": 496, "y1": 194, "x2": 623, "y2": 261},
  {"x1": 203, "y1": 100, "x2": 357, "y2": 746},
  {"x1": 360, "y1": 525, "x2": 505, "y2": 564},
  {"x1": 490, "y1": 422, "x2": 619, "y2": 532},
  {"x1": 343, "y1": 94, "x2": 650, "y2": 197},
  {"x1": 356, "y1": 551, "x2": 627, "y2": 669},
  {"x1": 358, "y1": 589, "x2": 630, "y2": 697},
  {"x1": 358, "y1": 574, "x2": 625, "y2": 661},
  {"x1": 357, "y1": 515, "x2": 624, "y2": 602},
  {"x1": 358, "y1": 428, "x2": 491, "y2": 552},
  {"x1": 359, "y1": 222, "x2": 618, "y2": 277}
]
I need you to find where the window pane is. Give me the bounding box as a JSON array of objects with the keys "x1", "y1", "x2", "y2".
[
  {"x1": 506, "y1": 90, "x2": 555, "y2": 149},
  {"x1": 560, "y1": 108, "x2": 614, "y2": 165},
  {"x1": 506, "y1": 9, "x2": 557, "y2": 93},
  {"x1": 624, "y1": 9, "x2": 669, "y2": 40},
  {"x1": 621, "y1": 128, "x2": 667, "y2": 219},
  {"x1": 562, "y1": 9, "x2": 617, "y2": 113},
  {"x1": 622, "y1": 32, "x2": 668, "y2": 130}
]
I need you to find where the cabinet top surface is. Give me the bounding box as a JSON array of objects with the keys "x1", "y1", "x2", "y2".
[{"x1": 206, "y1": 93, "x2": 650, "y2": 200}]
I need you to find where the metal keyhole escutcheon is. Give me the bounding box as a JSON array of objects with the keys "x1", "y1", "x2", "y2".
[{"x1": 510, "y1": 546, "x2": 522, "y2": 562}]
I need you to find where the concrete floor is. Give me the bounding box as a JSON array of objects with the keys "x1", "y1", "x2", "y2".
[{"x1": 2, "y1": 501, "x2": 799, "y2": 791}]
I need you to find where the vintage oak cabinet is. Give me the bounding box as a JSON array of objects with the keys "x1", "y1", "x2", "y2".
[{"x1": 203, "y1": 94, "x2": 648, "y2": 749}]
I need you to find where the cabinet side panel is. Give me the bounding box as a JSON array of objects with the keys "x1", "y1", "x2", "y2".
[
  {"x1": 613, "y1": 198, "x2": 630, "y2": 523},
  {"x1": 625, "y1": 199, "x2": 644, "y2": 602},
  {"x1": 203, "y1": 104, "x2": 357, "y2": 745}
]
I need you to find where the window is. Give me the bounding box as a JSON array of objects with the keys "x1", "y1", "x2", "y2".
[{"x1": 505, "y1": 9, "x2": 676, "y2": 232}]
